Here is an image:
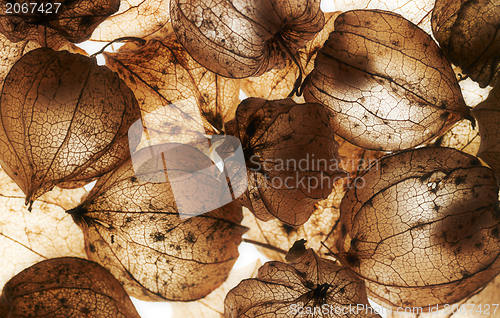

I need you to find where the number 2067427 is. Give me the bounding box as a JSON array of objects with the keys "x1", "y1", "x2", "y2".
[
  {"x1": 5, "y1": 3, "x2": 61, "y2": 14},
  {"x1": 436, "y1": 304, "x2": 499, "y2": 315}
]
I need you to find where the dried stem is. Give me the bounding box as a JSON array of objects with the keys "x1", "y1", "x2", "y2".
[
  {"x1": 91, "y1": 37, "x2": 147, "y2": 58},
  {"x1": 274, "y1": 33, "x2": 304, "y2": 98},
  {"x1": 242, "y1": 238, "x2": 288, "y2": 255}
]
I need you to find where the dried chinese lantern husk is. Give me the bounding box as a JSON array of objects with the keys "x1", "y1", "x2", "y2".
[
  {"x1": 335, "y1": 147, "x2": 500, "y2": 309},
  {"x1": 224, "y1": 248, "x2": 381, "y2": 318},
  {"x1": 0, "y1": 47, "x2": 141, "y2": 208},
  {"x1": 69, "y1": 144, "x2": 247, "y2": 301},
  {"x1": 431, "y1": 0, "x2": 500, "y2": 88},
  {"x1": 170, "y1": 0, "x2": 325, "y2": 78},
  {"x1": 228, "y1": 97, "x2": 345, "y2": 226},
  {"x1": 103, "y1": 35, "x2": 241, "y2": 148},
  {"x1": 303, "y1": 10, "x2": 470, "y2": 151},
  {"x1": 240, "y1": 11, "x2": 341, "y2": 103},
  {"x1": 241, "y1": 135, "x2": 384, "y2": 262},
  {"x1": 0, "y1": 257, "x2": 141, "y2": 317}
]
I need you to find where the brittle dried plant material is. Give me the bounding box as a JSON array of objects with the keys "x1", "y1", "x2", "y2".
[
  {"x1": 91, "y1": 0, "x2": 171, "y2": 41},
  {"x1": 224, "y1": 247, "x2": 381, "y2": 317},
  {"x1": 170, "y1": 0, "x2": 325, "y2": 79},
  {"x1": 242, "y1": 195, "x2": 339, "y2": 262},
  {"x1": 431, "y1": 118, "x2": 480, "y2": 156},
  {"x1": 104, "y1": 36, "x2": 240, "y2": 149},
  {"x1": 0, "y1": 34, "x2": 39, "y2": 92},
  {"x1": 0, "y1": 257, "x2": 141, "y2": 318},
  {"x1": 386, "y1": 273, "x2": 500, "y2": 318},
  {"x1": 0, "y1": 29, "x2": 85, "y2": 89},
  {"x1": 241, "y1": 136, "x2": 384, "y2": 262},
  {"x1": 303, "y1": 10, "x2": 470, "y2": 151},
  {"x1": 336, "y1": 147, "x2": 500, "y2": 309},
  {"x1": 0, "y1": 166, "x2": 86, "y2": 290},
  {"x1": 432, "y1": 0, "x2": 500, "y2": 88},
  {"x1": 69, "y1": 146, "x2": 247, "y2": 301},
  {"x1": 240, "y1": 12, "x2": 340, "y2": 102},
  {"x1": 170, "y1": 260, "x2": 261, "y2": 318},
  {"x1": 0, "y1": 31, "x2": 84, "y2": 70},
  {"x1": 472, "y1": 83, "x2": 500, "y2": 183},
  {"x1": 0, "y1": 0, "x2": 119, "y2": 45},
  {"x1": 0, "y1": 47, "x2": 141, "y2": 208},
  {"x1": 334, "y1": 0, "x2": 435, "y2": 33},
  {"x1": 227, "y1": 98, "x2": 344, "y2": 226}
]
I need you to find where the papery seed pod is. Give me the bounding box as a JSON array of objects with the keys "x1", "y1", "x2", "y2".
[
  {"x1": 170, "y1": 0, "x2": 325, "y2": 79},
  {"x1": 0, "y1": 165, "x2": 86, "y2": 290},
  {"x1": 303, "y1": 10, "x2": 469, "y2": 151},
  {"x1": 0, "y1": 257, "x2": 141, "y2": 318},
  {"x1": 240, "y1": 11, "x2": 341, "y2": 102},
  {"x1": 432, "y1": 0, "x2": 500, "y2": 88},
  {"x1": 225, "y1": 245, "x2": 380, "y2": 318},
  {"x1": 104, "y1": 35, "x2": 240, "y2": 144},
  {"x1": 69, "y1": 144, "x2": 247, "y2": 301},
  {"x1": 0, "y1": 47, "x2": 141, "y2": 208},
  {"x1": 335, "y1": 147, "x2": 500, "y2": 308},
  {"x1": 227, "y1": 97, "x2": 345, "y2": 226}
]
